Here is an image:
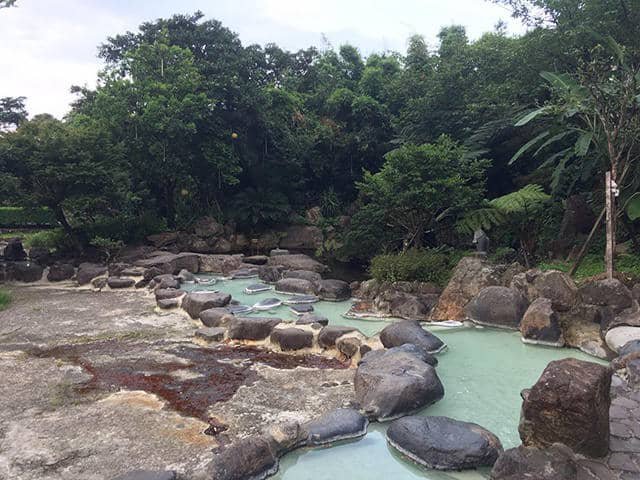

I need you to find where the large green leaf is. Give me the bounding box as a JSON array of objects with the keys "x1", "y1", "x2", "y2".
[
  {"x1": 574, "y1": 131, "x2": 593, "y2": 157},
  {"x1": 625, "y1": 193, "x2": 640, "y2": 221},
  {"x1": 534, "y1": 130, "x2": 573, "y2": 156},
  {"x1": 540, "y1": 71, "x2": 579, "y2": 91},
  {"x1": 514, "y1": 107, "x2": 549, "y2": 127},
  {"x1": 509, "y1": 131, "x2": 549, "y2": 165}
]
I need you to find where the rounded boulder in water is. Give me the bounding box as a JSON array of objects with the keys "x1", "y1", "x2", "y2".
[
  {"x1": 386, "y1": 416, "x2": 503, "y2": 470},
  {"x1": 304, "y1": 408, "x2": 369, "y2": 446},
  {"x1": 380, "y1": 320, "x2": 446, "y2": 354}
]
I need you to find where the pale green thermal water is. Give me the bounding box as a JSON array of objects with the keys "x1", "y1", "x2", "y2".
[{"x1": 191, "y1": 276, "x2": 602, "y2": 480}]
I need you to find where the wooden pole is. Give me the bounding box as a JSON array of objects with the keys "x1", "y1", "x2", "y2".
[
  {"x1": 568, "y1": 206, "x2": 605, "y2": 276},
  {"x1": 605, "y1": 171, "x2": 614, "y2": 279}
]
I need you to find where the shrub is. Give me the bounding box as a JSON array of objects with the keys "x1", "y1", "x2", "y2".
[
  {"x1": 0, "y1": 207, "x2": 56, "y2": 227},
  {"x1": 370, "y1": 249, "x2": 458, "y2": 286},
  {"x1": 0, "y1": 289, "x2": 11, "y2": 311},
  {"x1": 25, "y1": 228, "x2": 72, "y2": 252}
]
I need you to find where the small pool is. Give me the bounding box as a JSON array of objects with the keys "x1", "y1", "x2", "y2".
[{"x1": 190, "y1": 276, "x2": 602, "y2": 480}]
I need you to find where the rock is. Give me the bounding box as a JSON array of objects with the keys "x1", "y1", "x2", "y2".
[
  {"x1": 200, "y1": 308, "x2": 234, "y2": 327},
  {"x1": 275, "y1": 278, "x2": 317, "y2": 295},
  {"x1": 431, "y1": 257, "x2": 523, "y2": 321},
  {"x1": 206, "y1": 435, "x2": 278, "y2": 480},
  {"x1": 28, "y1": 246, "x2": 52, "y2": 266},
  {"x1": 157, "y1": 298, "x2": 180, "y2": 309},
  {"x1": 182, "y1": 291, "x2": 232, "y2": 319},
  {"x1": 227, "y1": 316, "x2": 282, "y2": 341},
  {"x1": 263, "y1": 421, "x2": 307, "y2": 456},
  {"x1": 316, "y1": 279, "x2": 351, "y2": 301},
  {"x1": 108, "y1": 262, "x2": 130, "y2": 277},
  {"x1": 143, "y1": 267, "x2": 164, "y2": 282},
  {"x1": 510, "y1": 269, "x2": 577, "y2": 312},
  {"x1": 195, "y1": 327, "x2": 226, "y2": 342},
  {"x1": 92, "y1": 277, "x2": 107, "y2": 289},
  {"x1": 146, "y1": 232, "x2": 179, "y2": 248},
  {"x1": 519, "y1": 358, "x2": 611, "y2": 457},
  {"x1": 3, "y1": 238, "x2": 27, "y2": 261},
  {"x1": 605, "y1": 326, "x2": 640, "y2": 353},
  {"x1": 318, "y1": 326, "x2": 358, "y2": 348},
  {"x1": 47, "y1": 263, "x2": 75, "y2": 282},
  {"x1": 270, "y1": 248, "x2": 289, "y2": 256},
  {"x1": 177, "y1": 269, "x2": 196, "y2": 283},
  {"x1": 112, "y1": 470, "x2": 177, "y2": 480},
  {"x1": 520, "y1": 298, "x2": 564, "y2": 347},
  {"x1": 559, "y1": 304, "x2": 612, "y2": 358},
  {"x1": 107, "y1": 277, "x2": 135, "y2": 289},
  {"x1": 154, "y1": 288, "x2": 185, "y2": 301},
  {"x1": 619, "y1": 339, "x2": 640, "y2": 357},
  {"x1": 279, "y1": 225, "x2": 323, "y2": 250},
  {"x1": 244, "y1": 255, "x2": 269, "y2": 265},
  {"x1": 579, "y1": 278, "x2": 633, "y2": 314},
  {"x1": 380, "y1": 320, "x2": 446, "y2": 354},
  {"x1": 355, "y1": 347, "x2": 444, "y2": 421},
  {"x1": 77, "y1": 263, "x2": 107, "y2": 285},
  {"x1": 150, "y1": 274, "x2": 180, "y2": 290},
  {"x1": 8, "y1": 261, "x2": 43, "y2": 282},
  {"x1": 490, "y1": 444, "x2": 579, "y2": 480},
  {"x1": 198, "y1": 254, "x2": 244, "y2": 274},
  {"x1": 267, "y1": 253, "x2": 327, "y2": 273},
  {"x1": 193, "y1": 216, "x2": 224, "y2": 237},
  {"x1": 355, "y1": 279, "x2": 440, "y2": 320},
  {"x1": 283, "y1": 269, "x2": 322, "y2": 283},
  {"x1": 305, "y1": 408, "x2": 368, "y2": 446},
  {"x1": 258, "y1": 265, "x2": 285, "y2": 283},
  {"x1": 389, "y1": 344, "x2": 438, "y2": 367},
  {"x1": 466, "y1": 286, "x2": 528, "y2": 329},
  {"x1": 270, "y1": 328, "x2": 314, "y2": 351},
  {"x1": 135, "y1": 252, "x2": 199, "y2": 275},
  {"x1": 305, "y1": 206, "x2": 322, "y2": 225},
  {"x1": 296, "y1": 313, "x2": 329, "y2": 326},
  {"x1": 120, "y1": 266, "x2": 146, "y2": 277},
  {"x1": 336, "y1": 336, "x2": 361, "y2": 358},
  {"x1": 230, "y1": 265, "x2": 259, "y2": 278},
  {"x1": 387, "y1": 416, "x2": 503, "y2": 470}
]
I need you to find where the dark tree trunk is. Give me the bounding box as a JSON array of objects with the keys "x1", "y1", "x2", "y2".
[{"x1": 54, "y1": 205, "x2": 83, "y2": 253}]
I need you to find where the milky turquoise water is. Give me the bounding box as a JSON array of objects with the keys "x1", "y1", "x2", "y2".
[{"x1": 191, "y1": 276, "x2": 603, "y2": 480}]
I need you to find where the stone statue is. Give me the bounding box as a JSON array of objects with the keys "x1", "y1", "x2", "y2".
[{"x1": 473, "y1": 228, "x2": 490, "y2": 255}]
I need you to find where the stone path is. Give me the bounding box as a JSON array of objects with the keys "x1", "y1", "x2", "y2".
[{"x1": 607, "y1": 372, "x2": 640, "y2": 479}]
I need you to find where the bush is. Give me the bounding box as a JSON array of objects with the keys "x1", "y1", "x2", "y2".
[
  {"x1": 26, "y1": 228, "x2": 72, "y2": 251},
  {"x1": 370, "y1": 249, "x2": 460, "y2": 286},
  {"x1": 0, "y1": 207, "x2": 56, "y2": 227},
  {"x1": 538, "y1": 253, "x2": 640, "y2": 282},
  {"x1": 0, "y1": 289, "x2": 11, "y2": 311}
]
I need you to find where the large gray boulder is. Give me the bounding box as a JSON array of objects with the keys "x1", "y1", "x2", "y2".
[
  {"x1": 318, "y1": 326, "x2": 358, "y2": 348},
  {"x1": 296, "y1": 313, "x2": 329, "y2": 326},
  {"x1": 182, "y1": 291, "x2": 231, "y2": 319},
  {"x1": 107, "y1": 277, "x2": 135, "y2": 289},
  {"x1": 605, "y1": 326, "x2": 640, "y2": 353},
  {"x1": 3, "y1": 238, "x2": 27, "y2": 261},
  {"x1": 283, "y1": 269, "x2": 322, "y2": 283},
  {"x1": 387, "y1": 416, "x2": 503, "y2": 470},
  {"x1": 275, "y1": 278, "x2": 317, "y2": 295},
  {"x1": 579, "y1": 278, "x2": 633, "y2": 314},
  {"x1": 154, "y1": 288, "x2": 185, "y2": 301},
  {"x1": 279, "y1": 225, "x2": 323, "y2": 250},
  {"x1": 520, "y1": 298, "x2": 564, "y2": 347},
  {"x1": 77, "y1": 262, "x2": 107, "y2": 285},
  {"x1": 355, "y1": 347, "x2": 444, "y2": 421},
  {"x1": 465, "y1": 286, "x2": 528, "y2": 329},
  {"x1": 304, "y1": 408, "x2": 368, "y2": 446},
  {"x1": 258, "y1": 265, "x2": 285, "y2": 283},
  {"x1": 198, "y1": 254, "x2": 244, "y2": 274},
  {"x1": 206, "y1": 435, "x2": 278, "y2": 480},
  {"x1": 135, "y1": 252, "x2": 199, "y2": 275},
  {"x1": 150, "y1": 274, "x2": 180, "y2": 290},
  {"x1": 267, "y1": 253, "x2": 327, "y2": 273},
  {"x1": 316, "y1": 279, "x2": 351, "y2": 301},
  {"x1": 199, "y1": 308, "x2": 233, "y2": 327},
  {"x1": 227, "y1": 316, "x2": 282, "y2": 340},
  {"x1": 490, "y1": 444, "x2": 579, "y2": 480},
  {"x1": 270, "y1": 328, "x2": 314, "y2": 351},
  {"x1": 510, "y1": 269, "x2": 578, "y2": 312},
  {"x1": 519, "y1": 358, "x2": 611, "y2": 457},
  {"x1": 47, "y1": 263, "x2": 75, "y2": 282},
  {"x1": 431, "y1": 257, "x2": 523, "y2": 321},
  {"x1": 355, "y1": 279, "x2": 440, "y2": 320},
  {"x1": 8, "y1": 261, "x2": 44, "y2": 282},
  {"x1": 380, "y1": 320, "x2": 446, "y2": 354}
]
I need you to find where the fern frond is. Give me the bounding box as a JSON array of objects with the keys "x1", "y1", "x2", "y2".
[
  {"x1": 489, "y1": 184, "x2": 551, "y2": 213},
  {"x1": 456, "y1": 207, "x2": 507, "y2": 235}
]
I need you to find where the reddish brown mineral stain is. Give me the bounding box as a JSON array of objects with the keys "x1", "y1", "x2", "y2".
[{"x1": 31, "y1": 341, "x2": 347, "y2": 433}]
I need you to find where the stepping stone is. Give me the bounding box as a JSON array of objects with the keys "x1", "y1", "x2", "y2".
[{"x1": 195, "y1": 327, "x2": 226, "y2": 342}]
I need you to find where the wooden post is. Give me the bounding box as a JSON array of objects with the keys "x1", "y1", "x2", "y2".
[{"x1": 605, "y1": 171, "x2": 614, "y2": 279}]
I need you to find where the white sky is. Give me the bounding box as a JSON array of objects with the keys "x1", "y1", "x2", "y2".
[{"x1": 0, "y1": 0, "x2": 526, "y2": 118}]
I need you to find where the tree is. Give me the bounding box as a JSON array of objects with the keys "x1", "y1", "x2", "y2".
[
  {"x1": 0, "y1": 115, "x2": 126, "y2": 249},
  {"x1": 0, "y1": 97, "x2": 27, "y2": 131},
  {"x1": 350, "y1": 136, "x2": 489, "y2": 254}
]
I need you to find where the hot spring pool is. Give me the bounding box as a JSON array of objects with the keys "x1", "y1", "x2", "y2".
[{"x1": 188, "y1": 276, "x2": 602, "y2": 480}]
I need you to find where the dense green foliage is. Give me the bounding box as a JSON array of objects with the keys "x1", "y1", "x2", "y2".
[
  {"x1": 1, "y1": 1, "x2": 639, "y2": 269},
  {"x1": 370, "y1": 249, "x2": 465, "y2": 286},
  {"x1": 0, "y1": 207, "x2": 55, "y2": 227}
]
